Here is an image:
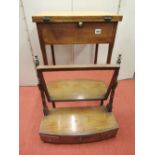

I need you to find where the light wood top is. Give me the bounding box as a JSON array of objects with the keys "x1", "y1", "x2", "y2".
[
  {"x1": 47, "y1": 79, "x2": 107, "y2": 101},
  {"x1": 32, "y1": 11, "x2": 122, "y2": 22},
  {"x1": 40, "y1": 106, "x2": 119, "y2": 135}
]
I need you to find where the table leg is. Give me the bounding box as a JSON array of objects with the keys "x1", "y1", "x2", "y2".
[
  {"x1": 94, "y1": 44, "x2": 99, "y2": 64},
  {"x1": 51, "y1": 45, "x2": 56, "y2": 65}
]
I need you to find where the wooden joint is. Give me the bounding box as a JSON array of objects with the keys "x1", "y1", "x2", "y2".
[
  {"x1": 43, "y1": 16, "x2": 50, "y2": 22},
  {"x1": 52, "y1": 102, "x2": 56, "y2": 108},
  {"x1": 106, "y1": 103, "x2": 112, "y2": 112},
  {"x1": 100, "y1": 100, "x2": 104, "y2": 106},
  {"x1": 103, "y1": 16, "x2": 112, "y2": 22}
]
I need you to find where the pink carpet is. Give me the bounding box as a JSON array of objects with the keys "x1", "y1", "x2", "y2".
[{"x1": 19, "y1": 79, "x2": 134, "y2": 155}]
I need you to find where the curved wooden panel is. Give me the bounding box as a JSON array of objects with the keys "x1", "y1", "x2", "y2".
[
  {"x1": 47, "y1": 79, "x2": 107, "y2": 101},
  {"x1": 39, "y1": 107, "x2": 119, "y2": 143}
]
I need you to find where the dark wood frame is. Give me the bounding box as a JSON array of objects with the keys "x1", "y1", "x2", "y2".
[{"x1": 37, "y1": 64, "x2": 120, "y2": 115}]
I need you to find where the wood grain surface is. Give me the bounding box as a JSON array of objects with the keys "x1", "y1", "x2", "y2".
[
  {"x1": 33, "y1": 11, "x2": 122, "y2": 64},
  {"x1": 32, "y1": 11, "x2": 123, "y2": 23},
  {"x1": 47, "y1": 79, "x2": 107, "y2": 101},
  {"x1": 38, "y1": 22, "x2": 115, "y2": 44},
  {"x1": 39, "y1": 106, "x2": 119, "y2": 143}
]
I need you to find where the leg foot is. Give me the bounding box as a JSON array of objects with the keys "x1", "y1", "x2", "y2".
[
  {"x1": 52, "y1": 102, "x2": 56, "y2": 108},
  {"x1": 43, "y1": 107, "x2": 49, "y2": 116},
  {"x1": 100, "y1": 100, "x2": 104, "y2": 106},
  {"x1": 106, "y1": 103, "x2": 112, "y2": 112}
]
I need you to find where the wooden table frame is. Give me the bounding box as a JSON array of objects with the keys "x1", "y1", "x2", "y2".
[
  {"x1": 33, "y1": 13, "x2": 122, "y2": 65},
  {"x1": 32, "y1": 12, "x2": 122, "y2": 143},
  {"x1": 37, "y1": 64, "x2": 120, "y2": 116}
]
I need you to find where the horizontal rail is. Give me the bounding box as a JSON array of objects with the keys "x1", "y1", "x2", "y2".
[{"x1": 37, "y1": 64, "x2": 120, "y2": 72}]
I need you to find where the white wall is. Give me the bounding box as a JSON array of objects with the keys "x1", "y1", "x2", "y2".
[
  {"x1": 21, "y1": 0, "x2": 73, "y2": 66},
  {"x1": 112, "y1": 0, "x2": 135, "y2": 79},
  {"x1": 19, "y1": 1, "x2": 38, "y2": 85},
  {"x1": 19, "y1": 0, "x2": 135, "y2": 86}
]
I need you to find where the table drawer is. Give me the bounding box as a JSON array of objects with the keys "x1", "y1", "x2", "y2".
[{"x1": 38, "y1": 22, "x2": 116, "y2": 44}]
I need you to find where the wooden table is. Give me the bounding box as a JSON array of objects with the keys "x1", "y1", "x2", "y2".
[
  {"x1": 32, "y1": 11, "x2": 122, "y2": 65},
  {"x1": 32, "y1": 12, "x2": 122, "y2": 144}
]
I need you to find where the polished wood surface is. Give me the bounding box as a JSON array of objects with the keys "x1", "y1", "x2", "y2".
[
  {"x1": 39, "y1": 106, "x2": 119, "y2": 143},
  {"x1": 47, "y1": 79, "x2": 107, "y2": 101},
  {"x1": 32, "y1": 11, "x2": 122, "y2": 23},
  {"x1": 40, "y1": 106, "x2": 118, "y2": 135},
  {"x1": 33, "y1": 12, "x2": 122, "y2": 64},
  {"x1": 37, "y1": 65, "x2": 120, "y2": 143},
  {"x1": 33, "y1": 12, "x2": 121, "y2": 144},
  {"x1": 38, "y1": 22, "x2": 115, "y2": 44},
  {"x1": 37, "y1": 64, "x2": 119, "y2": 108}
]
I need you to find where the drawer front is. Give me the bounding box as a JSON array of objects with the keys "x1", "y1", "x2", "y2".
[
  {"x1": 38, "y1": 22, "x2": 116, "y2": 44},
  {"x1": 40, "y1": 129, "x2": 118, "y2": 144}
]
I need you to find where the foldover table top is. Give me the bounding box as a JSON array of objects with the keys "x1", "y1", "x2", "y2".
[
  {"x1": 40, "y1": 106, "x2": 119, "y2": 143},
  {"x1": 32, "y1": 11, "x2": 123, "y2": 22}
]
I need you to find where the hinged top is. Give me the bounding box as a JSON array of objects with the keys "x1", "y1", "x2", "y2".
[{"x1": 32, "y1": 11, "x2": 123, "y2": 23}]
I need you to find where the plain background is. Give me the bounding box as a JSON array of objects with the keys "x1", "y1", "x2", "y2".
[{"x1": 19, "y1": 0, "x2": 135, "y2": 86}]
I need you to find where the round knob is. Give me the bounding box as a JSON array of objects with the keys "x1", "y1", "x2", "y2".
[{"x1": 77, "y1": 21, "x2": 83, "y2": 28}]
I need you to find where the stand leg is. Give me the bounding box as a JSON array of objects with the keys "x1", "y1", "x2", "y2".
[
  {"x1": 52, "y1": 101, "x2": 56, "y2": 108},
  {"x1": 38, "y1": 83, "x2": 49, "y2": 115},
  {"x1": 94, "y1": 44, "x2": 99, "y2": 64},
  {"x1": 51, "y1": 45, "x2": 56, "y2": 65},
  {"x1": 37, "y1": 24, "x2": 48, "y2": 65},
  {"x1": 106, "y1": 23, "x2": 118, "y2": 64},
  {"x1": 106, "y1": 43, "x2": 114, "y2": 64},
  {"x1": 100, "y1": 100, "x2": 104, "y2": 106},
  {"x1": 106, "y1": 82, "x2": 117, "y2": 112}
]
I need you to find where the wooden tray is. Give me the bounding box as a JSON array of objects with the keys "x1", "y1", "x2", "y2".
[
  {"x1": 39, "y1": 106, "x2": 119, "y2": 143},
  {"x1": 47, "y1": 79, "x2": 107, "y2": 101}
]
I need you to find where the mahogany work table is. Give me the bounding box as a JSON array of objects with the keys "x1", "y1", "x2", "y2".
[
  {"x1": 32, "y1": 11, "x2": 123, "y2": 65},
  {"x1": 32, "y1": 12, "x2": 123, "y2": 144}
]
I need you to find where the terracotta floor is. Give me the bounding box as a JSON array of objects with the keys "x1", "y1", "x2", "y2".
[{"x1": 19, "y1": 79, "x2": 134, "y2": 155}]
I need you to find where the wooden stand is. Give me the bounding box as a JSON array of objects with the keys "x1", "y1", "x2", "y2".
[
  {"x1": 32, "y1": 12, "x2": 122, "y2": 144},
  {"x1": 36, "y1": 64, "x2": 120, "y2": 143}
]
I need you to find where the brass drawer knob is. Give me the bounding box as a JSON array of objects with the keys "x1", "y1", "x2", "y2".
[{"x1": 77, "y1": 21, "x2": 83, "y2": 28}]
